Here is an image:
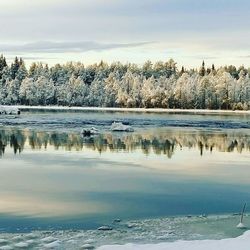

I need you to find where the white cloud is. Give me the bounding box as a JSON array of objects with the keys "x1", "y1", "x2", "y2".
[
  {"x1": 0, "y1": 0, "x2": 249, "y2": 67},
  {"x1": 0, "y1": 41, "x2": 152, "y2": 53}
]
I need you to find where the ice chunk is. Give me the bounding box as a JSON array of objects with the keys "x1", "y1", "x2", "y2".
[
  {"x1": 84, "y1": 239, "x2": 95, "y2": 244},
  {"x1": 237, "y1": 222, "x2": 246, "y2": 229},
  {"x1": 25, "y1": 233, "x2": 38, "y2": 239},
  {"x1": 110, "y1": 122, "x2": 134, "y2": 132},
  {"x1": 41, "y1": 236, "x2": 57, "y2": 243},
  {"x1": 0, "y1": 246, "x2": 13, "y2": 250},
  {"x1": 43, "y1": 240, "x2": 61, "y2": 249},
  {"x1": 12, "y1": 236, "x2": 22, "y2": 242},
  {"x1": 97, "y1": 226, "x2": 113, "y2": 231},
  {"x1": 126, "y1": 223, "x2": 137, "y2": 228},
  {"x1": 80, "y1": 243, "x2": 95, "y2": 249},
  {"x1": 26, "y1": 239, "x2": 35, "y2": 244},
  {"x1": 0, "y1": 106, "x2": 20, "y2": 115},
  {"x1": 0, "y1": 239, "x2": 8, "y2": 244},
  {"x1": 82, "y1": 127, "x2": 99, "y2": 137},
  {"x1": 14, "y1": 242, "x2": 29, "y2": 248}
]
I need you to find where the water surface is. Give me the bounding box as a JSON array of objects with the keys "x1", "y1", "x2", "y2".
[{"x1": 0, "y1": 111, "x2": 249, "y2": 238}]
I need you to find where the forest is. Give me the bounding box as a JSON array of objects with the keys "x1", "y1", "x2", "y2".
[{"x1": 0, "y1": 55, "x2": 249, "y2": 110}]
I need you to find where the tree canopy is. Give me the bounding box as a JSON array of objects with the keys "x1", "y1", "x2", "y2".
[{"x1": 0, "y1": 55, "x2": 249, "y2": 110}]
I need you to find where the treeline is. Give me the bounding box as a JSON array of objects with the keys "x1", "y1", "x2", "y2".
[{"x1": 0, "y1": 55, "x2": 250, "y2": 110}]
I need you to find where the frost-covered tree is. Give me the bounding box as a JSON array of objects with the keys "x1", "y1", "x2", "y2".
[
  {"x1": 0, "y1": 55, "x2": 249, "y2": 110},
  {"x1": 19, "y1": 78, "x2": 37, "y2": 105},
  {"x1": 88, "y1": 79, "x2": 105, "y2": 107},
  {"x1": 5, "y1": 79, "x2": 21, "y2": 104},
  {"x1": 64, "y1": 76, "x2": 88, "y2": 106},
  {"x1": 215, "y1": 70, "x2": 234, "y2": 109},
  {"x1": 35, "y1": 76, "x2": 55, "y2": 105},
  {"x1": 104, "y1": 72, "x2": 119, "y2": 107}
]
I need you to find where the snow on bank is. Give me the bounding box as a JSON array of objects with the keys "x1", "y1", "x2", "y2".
[
  {"x1": 9, "y1": 105, "x2": 250, "y2": 114},
  {"x1": 97, "y1": 230, "x2": 250, "y2": 250},
  {"x1": 0, "y1": 106, "x2": 20, "y2": 115}
]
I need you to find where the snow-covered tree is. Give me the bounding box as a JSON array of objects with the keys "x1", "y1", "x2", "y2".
[{"x1": 0, "y1": 55, "x2": 249, "y2": 110}]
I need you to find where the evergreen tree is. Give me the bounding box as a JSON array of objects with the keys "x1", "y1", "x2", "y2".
[
  {"x1": 180, "y1": 66, "x2": 185, "y2": 76},
  {"x1": 0, "y1": 54, "x2": 7, "y2": 74},
  {"x1": 10, "y1": 57, "x2": 21, "y2": 79},
  {"x1": 199, "y1": 61, "x2": 206, "y2": 77},
  {"x1": 0, "y1": 54, "x2": 249, "y2": 110}
]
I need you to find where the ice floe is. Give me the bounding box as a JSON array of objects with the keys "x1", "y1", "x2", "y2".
[
  {"x1": 80, "y1": 243, "x2": 95, "y2": 249},
  {"x1": 14, "y1": 242, "x2": 29, "y2": 248},
  {"x1": 97, "y1": 226, "x2": 113, "y2": 231},
  {"x1": 82, "y1": 127, "x2": 99, "y2": 137},
  {"x1": 110, "y1": 122, "x2": 134, "y2": 132},
  {"x1": 43, "y1": 240, "x2": 61, "y2": 249},
  {"x1": 0, "y1": 246, "x2": 13, "y2": 250}
]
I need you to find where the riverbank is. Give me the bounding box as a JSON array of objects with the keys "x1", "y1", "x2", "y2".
[
  {"x1": 3, "y1": 105, "x2": 250, "y2": 115},
  {"x1": 0, "y1": 214, "x2": 248, "y2": 250}
]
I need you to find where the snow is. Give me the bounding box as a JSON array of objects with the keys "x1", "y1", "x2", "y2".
[
  {"x1": 0, "y1": 246, "x2": 13, "y2": 250},
  {"x1": 43, "y1": 240, "x2": 61, "y2": 249},
  {"x1": 80, "y1": 243, "x2": 95, "y2": 249},
  {"x1": 110, "y1": 122, "x2": 134, "y2": 132},
  {"x1": 237, "y1": 222, "x2": 246, "y2": 229},
  {"x1": 0, "y1": 217, "x2": 248, "y2": 250},
  {"x1": 97, "y1": 226, "x2": 113, "y2": 231},
  {"x1": 14, "y1": 242, "x2": 29, "y2": 248},
  {"x1": 41, "y1": 236, "x2": 58, "y2": 243},
  {"x1": 97, "y1": 230, "x2": 250, "y2": 250},
  {"x1": 9, "y1": 105, "x2": 250, "y2": 114},
  {"x1": 0, "y1": 106, "x2": 20, "y2": 115},
  {"x1": 1, "y1": 58, "x2": 250, "y2": 110},
  {"x1": 82, "y1": 127, "x2": 99, "y2": 136}
]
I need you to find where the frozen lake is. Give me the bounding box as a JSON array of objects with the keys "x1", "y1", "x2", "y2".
[{"x1": 0, "y1": 110, "x2": 250, "y2": 248}]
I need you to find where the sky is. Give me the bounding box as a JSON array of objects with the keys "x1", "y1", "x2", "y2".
[{"x1": 0, "y1": 0, "x2": 250, "y2": 68}]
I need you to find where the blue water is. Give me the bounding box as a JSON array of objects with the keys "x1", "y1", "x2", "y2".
[
  {"x1": 0, "y1": 110, "x2": 250, "y2": 132},
  {"x1": 0, "y1": 111, "x2": 250, "y2": 234}
]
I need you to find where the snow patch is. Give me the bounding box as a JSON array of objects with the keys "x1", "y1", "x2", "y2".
[
  {"x1": 12, "y1": 105, "x2": 250, "y2": 114},
  {"x1": 0, "y1": 246, "x2": 13, "y2": 250},
  {"x1": 14, "y1": 242, "x2": 29, "y2": 248},
  {"x1": 0, "y1": 106, "x2": 20, "y2": 115},
  {"x1": 97, "y1": 230, "x2": 250, "y2": 250},
  {"x1": 97, "y1": 226, "x2": 113, "y2": 231},
  {"x1": 41, "y1": 236, "x2": 57, "y2": 243},
  {"x1": 0, "y1": 239, "x2": 8, "y2": 244},
  {"x1": 82, "y1": 127, "x2": 99, "y2": 136},
  {"x1": 80, "y1": 243, "x2": 95, "y2": 249},
  {"x1": 110, "y1": 122, "x2": 134, "y2": 132},
  {"x1": 43, "y1": 240, "x2": 61, "y2": 249}
]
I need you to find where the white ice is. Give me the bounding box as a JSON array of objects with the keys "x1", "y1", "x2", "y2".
[
  {"x1": 10, "y1": 105, "x2": 250, "y2": 114},
  {"x1": 110, "y1": 122, "x2": 134, "y2": 132},
  {"x1": 0, "y1": 106, "x2": 20, "y2": 115},
  {"x1": 97, "y1": 230, "x2": 250, "y2": 250}
]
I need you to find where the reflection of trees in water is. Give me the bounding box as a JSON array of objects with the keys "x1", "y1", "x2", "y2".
[
  {"x1": 0, "y1": 135, "x2": 5, "y2": 157},
  {"x1": 0, "y1": 130, "x2": 25, "y2": 156},
  {"x1": 0, "y1": 129, "x2": 250, "y2": 157}
]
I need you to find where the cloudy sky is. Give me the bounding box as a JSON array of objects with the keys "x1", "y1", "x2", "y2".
[{"x1": 0, "y1": 0, "x2": 250, "y2": 68}]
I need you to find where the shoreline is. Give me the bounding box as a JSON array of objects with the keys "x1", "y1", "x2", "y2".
[
  {"x1": 3, "y1": 105, "x2": 250, "y2": 115},
  {"x1": 97, "y1": 231, "x2": 250, "y2": 250},
  {"x1": 0, "y1": 211, "x2": 247, "y2": 249}
]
